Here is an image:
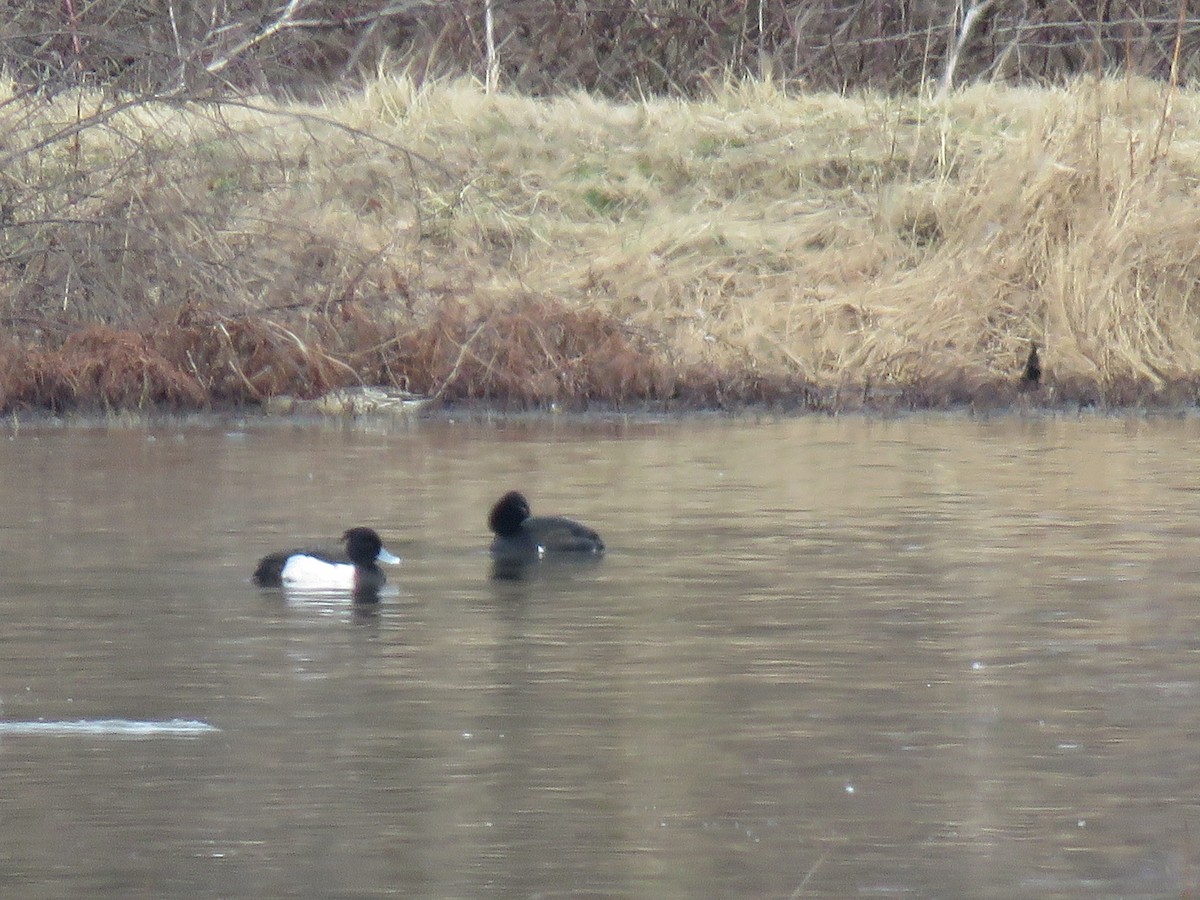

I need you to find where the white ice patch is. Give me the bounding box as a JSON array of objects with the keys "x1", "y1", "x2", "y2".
[{"x1": 0, "y1": 718, "x2": 218, "y2": 737}]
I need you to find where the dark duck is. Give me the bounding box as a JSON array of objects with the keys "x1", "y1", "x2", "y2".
[
  {"x1": 487, "y1": 490, "x2": 605, "y2": 563},
  {"x1": 1020, "y1": 342, "x2": 1041, "y2": 389}
]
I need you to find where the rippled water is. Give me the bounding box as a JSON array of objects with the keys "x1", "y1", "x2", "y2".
[{"x1": 2, "y1": 414, "x2": 1199, "y2": 897}]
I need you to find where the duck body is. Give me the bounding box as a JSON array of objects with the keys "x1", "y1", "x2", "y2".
[
  {"x1": 487, "y1": 490, "x2": 605, "y2": 562},
  {"x1": 253, "y1": 527, "x2": 400, "y2": 597},
  {"x1": 1021, "y1": 342, "x2": 1042, "y2": 388}
]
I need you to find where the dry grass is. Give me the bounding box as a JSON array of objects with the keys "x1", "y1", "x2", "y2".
[{"x1": 4, "y1": 74, "x2": 1200, "y2": 412}]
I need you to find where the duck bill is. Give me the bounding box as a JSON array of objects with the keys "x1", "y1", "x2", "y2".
[{"x1": 377, "y1": 548, "x2": 402, "y2": 565}]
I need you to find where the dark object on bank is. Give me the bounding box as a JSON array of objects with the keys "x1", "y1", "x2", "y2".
[
  {"x1": 488, "y1": 490, "x2": 605, "y2": 563},
  {"x1": 1020, "y1": 342, "x2": 1041, "y2": 389},
  {"x1": 253, "y1": 526, "x2": 401, "y2": 598}
]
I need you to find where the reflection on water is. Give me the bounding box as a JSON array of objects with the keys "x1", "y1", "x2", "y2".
[
  {"x1": 1, "y1": 415, "x2": 1200, "y2": 896},
  {"x1": 489, "y1": 553, "x2": 606, "y2": 583}
]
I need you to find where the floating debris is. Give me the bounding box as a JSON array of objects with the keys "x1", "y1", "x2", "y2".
[{"x1": 263, "y1": 386, "x2": 429, "y2": 418}]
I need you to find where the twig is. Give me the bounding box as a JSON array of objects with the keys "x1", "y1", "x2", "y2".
[
  {"x1": 788, "y1": 849, "x2": 831, "y2": 899},
  {"x1": 1149, "y1": 0, "x2": 1187, "y2": 164},
  {"x1": 261, "y1": 319, "x2": 360, "y2": 380},
  {"x1": 430, "y1": 320, "x2": 488, "y2": 402},
  {"x1": 205, "y1": 0, "x2": 308, "y2": 75},
  {"x1": 201, "y1": 0, "x2": 443, "y2": 79},
  {"x1": 215, "y1": 321, "x2": 263, "y2": 401},
  {"x1": 61, "y1": 0, "x2": 84, "y2": 67},
  {"x1": 484, "y1": 0, "x2": 499, "y2": 94},
  {"x1": 0, "y1": 93, "x2": 173, "y2": 172},
  {"x1": 167, "y1": 1, "x2": 186, "y2": 92},
  {"x1": 938, "y1": 0, "x2": 1000, "y2": 99}
]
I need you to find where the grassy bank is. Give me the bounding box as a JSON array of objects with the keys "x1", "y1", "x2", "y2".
[{"x1": 3, "y1": 75, "x2": 1200, "y2": 413}]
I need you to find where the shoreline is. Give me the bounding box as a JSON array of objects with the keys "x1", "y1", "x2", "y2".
[{"x1": 6, "y1": 388, "x2": 1200, "y2": 431}]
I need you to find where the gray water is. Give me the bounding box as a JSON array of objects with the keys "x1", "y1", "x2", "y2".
[{"x1": 1, "y1": 414, "x2": 1199, "y2": 898}]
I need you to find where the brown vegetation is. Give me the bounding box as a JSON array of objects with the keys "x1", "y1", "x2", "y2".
[
  {"x1": 2, "y1": 1, "x2": 1199, "y2": 97},
  {"x1": 4, "y1": 74, "x2": 1200, "y2": 414}
]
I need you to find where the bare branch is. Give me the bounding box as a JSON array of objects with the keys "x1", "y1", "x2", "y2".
[
  {"x1": 204, "y1": 0, "x2": 310, "y2": 75},
  {"x1": 484, "y1": 0, "x2": 499, "y2": 94},
  {"x1": 939, "y1": 0, "x2": 1002, "y2": 99}
]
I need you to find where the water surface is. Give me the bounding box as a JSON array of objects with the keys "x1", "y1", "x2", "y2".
[{"x1": 1, "y1": 414, "x2": 1198, "y2": 897}]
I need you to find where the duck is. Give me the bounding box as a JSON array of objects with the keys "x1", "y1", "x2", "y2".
[
  {"x1": 487, "y1": 490, "x2": 605, "y2": 562},
  {"x1": 1020, "y1": 341, "x2": 1041, "y2": 389},
  {"x1": 252, "y1": 527, "x2": 401, "y2": 597}
]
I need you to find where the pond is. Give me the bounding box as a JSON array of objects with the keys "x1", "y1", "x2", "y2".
[{"x1": 0, "y1": 413, "x2": 1198, "y2": 897}]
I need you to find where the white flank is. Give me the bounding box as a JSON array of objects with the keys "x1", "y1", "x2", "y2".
[{"x1": 280, "y1": 555, "x2": 356, "y2": 589}]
